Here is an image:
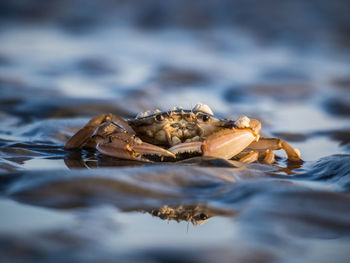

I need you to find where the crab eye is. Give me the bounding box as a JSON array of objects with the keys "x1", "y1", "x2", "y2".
[
  {"x1": 202, "y1": 115, "x2": 210, "y2": 122},
  {"x1": 155, "y1": 114, "x2": 164, "y2": 121}
]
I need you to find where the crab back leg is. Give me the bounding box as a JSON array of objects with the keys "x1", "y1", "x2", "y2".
[
  {"x1": 65, "y1": 113, "x2": 137, "y2": 150},
  {"x1": 235, "y1": 149, "x2": 275, "y2": 164},
  {"x1": 65, "y1": 114, "x2": 108, "y2": 149},
  {"x1": 247, "y1": 137, "x2": 302, "y2": 162},
  {"x1": 262, "y1": 149, "x2": 275, "y2": 164},
  {"x1": 237, "y1": 150, "x2": 260, "y2": 163}
]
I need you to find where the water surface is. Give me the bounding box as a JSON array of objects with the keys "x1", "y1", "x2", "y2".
[{"x1": 1, "y1": 3, "x2": 350, "y2": 262}]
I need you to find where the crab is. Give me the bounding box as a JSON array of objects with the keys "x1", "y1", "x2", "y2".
[{"x1": 65, "y1": 103, "x2": 301, "y2": 164}]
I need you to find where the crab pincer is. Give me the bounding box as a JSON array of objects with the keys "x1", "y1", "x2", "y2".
[
  {"x1": 96, "y1": 134, "x2": 175, "y2": 161},
  {"x1": 168, "y1": 116, "x2": 261, "y2": 160},
  {"x1": 201, "y1": 118, "x2": 261, "y2": 159}
]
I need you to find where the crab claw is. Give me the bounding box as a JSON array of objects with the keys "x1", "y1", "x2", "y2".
[
  {"x1": 201, "y1": 118, "x2": 261, "y2": 159},
  {"x1": 96, "y1": 135, "x2": 175, "y2": 161},
  {"x1": 168, "y1": 141, "x2": 203, "y2": 155},
  {"x1": 168, "y1": 118, "x2": 261, "y2": 160},
  {"x1": 201, "y1": 128, "x2": 258, "y2": 159},
  {"x1": 131, "y1": 140, "x2": 176, "y2": 159}
]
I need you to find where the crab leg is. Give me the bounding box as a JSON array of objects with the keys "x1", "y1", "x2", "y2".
[
  {"x1": 238, "y1": 151, "x2": 259, "y2": 163},
  {"x1": 262, "y1": 149, "x2": 275, "y2": 164},
  {"x1": 236, "y1": 149, "x2": 275, "y2": 164},
  {"x1": 65, "y1": 114, "x2": 107, "y2": 149},
  {"x1": 96, "y1": 135, "x2": 175, "y2": 161},
  {"x1": 65, "y1": 113, "x2": 136, "y2": 150},
  {"x1": 247, "y1": 138, "x2": 301, "y2": 162}
]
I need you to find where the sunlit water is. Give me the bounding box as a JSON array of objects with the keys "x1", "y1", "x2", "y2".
[{"x1": 0, "y1": 17, "x2": 350, "y2": 263}]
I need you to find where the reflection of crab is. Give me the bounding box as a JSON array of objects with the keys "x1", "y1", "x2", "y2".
[
  {"x1": 65, "y1": 103, "x2": 301, "y2": 163},
  {"x1": 144, "y1": 205, "x2": 212, "y2": 226}
]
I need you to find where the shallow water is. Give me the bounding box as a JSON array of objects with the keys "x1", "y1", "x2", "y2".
[{"x1": 1, "y1": 3, "x2": 350, "y2": 262}]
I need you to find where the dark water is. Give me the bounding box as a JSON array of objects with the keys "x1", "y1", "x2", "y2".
[{"x1": 1, "y1": 1, "x2": 350, "y2": 263}]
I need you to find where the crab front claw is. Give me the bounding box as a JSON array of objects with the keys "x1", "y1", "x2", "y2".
[
  {"x1": 202, "y1": 118, "x2": 261, "y2": 159},
  {"x1": 169, "y1": 117, "x2": 261, "y2": 160},
  {"x1": 96, "y1": 134, "x2": 176, "y2": 162}
]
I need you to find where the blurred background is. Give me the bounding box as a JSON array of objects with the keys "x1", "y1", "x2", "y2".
[{"x1": 0, "y1": 1, "x2": 350, "y2": 263}]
